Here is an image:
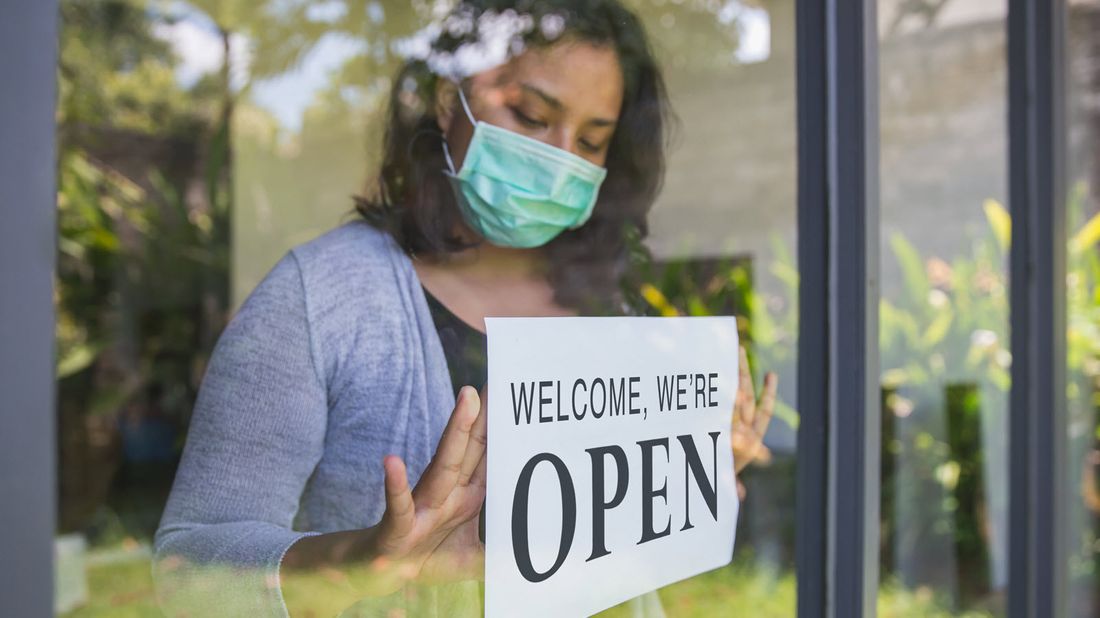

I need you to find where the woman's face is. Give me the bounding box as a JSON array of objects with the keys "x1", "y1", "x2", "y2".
[{"x1": 438, "y1": 40, "x2": 625, "y2": 170}]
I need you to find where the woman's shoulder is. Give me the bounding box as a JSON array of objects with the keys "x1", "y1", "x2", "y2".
[
  {"x1": 285, "y1": 220, "x2": 414, "y2": 297},
  {"x1": 290, "y1": 219, "x2": 406, "y2": 274},
  {"x1": 238, "y1": 220, "x2": 420, "y2": 382},
  {"x1": 236, "y1": 219, "x2": 410, "y2": 315},
  {"x1": 240, "y1": 220, "x2": 416, "y2": 333},
  {"x1": 306, "y1": 216, "x2": 423, "y2": 303}
]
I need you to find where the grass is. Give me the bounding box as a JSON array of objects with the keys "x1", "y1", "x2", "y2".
[
  {"x1": 62, "y1": 543, "x2": 991, "y2": 617},
  {"x1": 63, "y1": 557, "x2": 160, "y2": 618}
]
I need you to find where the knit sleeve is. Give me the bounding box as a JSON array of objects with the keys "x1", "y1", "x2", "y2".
[{"x1": 152, "y1": 251, "x2": 328, "y2": 617}]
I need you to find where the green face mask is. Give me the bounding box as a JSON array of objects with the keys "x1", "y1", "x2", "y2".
[{"x1": 442, "y1": 87, "x2": 608, "y2": 249}]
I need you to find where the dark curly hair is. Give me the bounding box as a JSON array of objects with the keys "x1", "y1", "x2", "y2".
[{"x1": 355, "y1": 0, "x2": 671, "y2": 311}]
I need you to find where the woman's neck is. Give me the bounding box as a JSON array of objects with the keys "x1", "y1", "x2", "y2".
[
  {"x1": 413, "y1": 236, "x2": 573, "y2": 329},
  {"x1": 441, "y1": 242, "x2": 546, "y2": 282}
]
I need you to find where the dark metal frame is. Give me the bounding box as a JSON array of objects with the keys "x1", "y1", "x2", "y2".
[
  {"x1": 0, "y1": 0, "x2": 58, "y2": 616},
  {"x1": 798, "y1": 0, "x2": 1074, "y2": 616},
  {"x1": 1007, "y1": 0, "x2": 1069, "y2": 616},
  {"x1": 794, "y1": 0, "x2": 830, "y2": 612},
  {"x1": 796, "y1": 0, "x2": 880, "y2": 615}
]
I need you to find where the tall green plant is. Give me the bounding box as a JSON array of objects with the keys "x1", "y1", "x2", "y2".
[{"x1": 56, "y1": 0, "x2": 232, "y2": 534}]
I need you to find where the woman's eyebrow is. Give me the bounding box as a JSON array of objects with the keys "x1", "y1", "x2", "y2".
[
  {"x1": 519, "y1": 83, "x2": 563, "y2": 109},
  {"x1": 519, "y1": 82, "x2": 617, "y2": 127}
]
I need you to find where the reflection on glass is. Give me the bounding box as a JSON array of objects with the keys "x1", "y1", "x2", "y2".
[
  {"x1": 56, "y1": 1, "x2": 231, "y2": 615},
  {"x1": 878, "y1": 0, "x2": 1009, "y2": 615},
  {"x1": 624, "y1": 1, "x2": 799, "y2": 612},
  {"x1": 1067, "y1": 3, "x2": 1100, "y2": 616},
  {"x1": 55, "y1": 1, "x2": 798, "y2": 616}
]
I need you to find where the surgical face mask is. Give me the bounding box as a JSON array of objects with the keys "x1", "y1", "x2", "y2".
[{"x1": 441, "y1": 86, "x2": 608, "y2": 249}]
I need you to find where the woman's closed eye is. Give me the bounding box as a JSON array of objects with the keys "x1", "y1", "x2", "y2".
[
  {"x1": 506, "y1": 100, "x2": 613, "y2": 158},
  {"x1": 510, "y1": 106, "x2": 547, "y2": 129},
  {"x1": 578, "y1": 138, "x2": 603, "y2": 154}
]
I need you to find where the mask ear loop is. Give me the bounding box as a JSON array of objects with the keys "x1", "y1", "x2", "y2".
[
  {"x1": 441, "y1": 137, "x2": 458, "y2": 175},
  {"x1": 441, "y1": 83, "x2": 478, "y2": 175},
  {"x1": 456, "y1": 84, "x2": 477, "y2": 126}
]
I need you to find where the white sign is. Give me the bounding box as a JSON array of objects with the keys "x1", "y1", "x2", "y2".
[{"x1": 485, "y1": 317, "x2": 741, "y2": 617}]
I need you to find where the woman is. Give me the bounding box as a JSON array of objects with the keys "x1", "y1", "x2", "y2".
[{"x1": 153, "y1": 1, "x2": 777, "y2": 616}]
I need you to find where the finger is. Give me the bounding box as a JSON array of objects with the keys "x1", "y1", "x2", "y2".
[
  {"x1": 755, "y1": 372, "x2": 778, "y2": 437},
  {"x1": 472, "y1": 451, "x2": 488, "y2": 490},
  {"x1": 731, "y1": 427, "x2": 761, "y2": 469},
  {"x1": 756, "y1": 443, "x2": 773, "y2": 465},
  {"x1": 383, "y1": 456, "x2": 415, "y2": 541},
  {"x1": 458, "y1": 387, "x2": 488, "y2": 486},
  {"x1": 730, "y1": 425, "x2": 757, "y2": 452},
  {"x1": 738, "y1": 346, "x2": 756, "y2": 426},
  {"x1": 732, "y1": 350, "x2": 748, "y2": 422},
  {"x1": 416, "y1": 387, "x2": 480, "y2": 507}
]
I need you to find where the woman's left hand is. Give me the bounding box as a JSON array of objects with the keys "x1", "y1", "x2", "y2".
[{"x1": 731, "y1": 346, "x2": 777, "y2": 484}]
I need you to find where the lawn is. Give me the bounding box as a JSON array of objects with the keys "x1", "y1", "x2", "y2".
[{"x1": 62, "y1": 543, "x2": 988, "y2": 617}]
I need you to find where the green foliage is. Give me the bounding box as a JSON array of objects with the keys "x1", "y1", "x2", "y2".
[
  {"x1": 56, "y1": 0, "x2": 233, "y2": 536},
  {"x1": 57, "y1": 0, "x2": 230, "y2": 420},
  {"x1": 56, "y1": 150, "x2": 147, "y2": 400},
  {"x1": 59, "y1": 0, "x2": 203, "y2": 135},
  {"x1": 630, "y1": 190, "x2": 1100, "y2": 607}
]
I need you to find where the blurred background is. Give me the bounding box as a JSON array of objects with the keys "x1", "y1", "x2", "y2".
[{"x1": 51, "y1": 0, "x2": 1098, "y2": 616}]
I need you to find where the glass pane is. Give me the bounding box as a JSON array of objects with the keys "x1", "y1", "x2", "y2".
[
  {"x1": 877, "y1": 1, "x2": 1009, "y2": 615},
  {"x1": 1066, "y1": 2, "x2": 1100, "y2": 615},
  {"x1": 55, "y1": 1, "x2": 798, "y2": 616},
  {"x1": 617, "y1": 2, "x2": 799, "y2": 616}
]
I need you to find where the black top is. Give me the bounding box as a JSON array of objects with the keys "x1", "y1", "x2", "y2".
[
  {"x1": 422, "y1": 286, "x2": 488, "y2": 398},
  {"x1": 421, "y1": 286, "x2": 490, "y2": 547}
]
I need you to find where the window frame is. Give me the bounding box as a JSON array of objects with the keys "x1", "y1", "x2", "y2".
[
  {"x1": 1006, "y1": 0, "x2": 1069, "y2": 616},
  {"x1": 795, "y1": 0, "x2": 881, "y2": 615},
  {"x1": 0, "y1": 0, "x2": 59, "y2": 615},
  {"x1": 794, "y1": 0, "x2": 1072, "y2": 616}
]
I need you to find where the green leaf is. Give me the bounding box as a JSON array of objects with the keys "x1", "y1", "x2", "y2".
[
  {"x1": 881, "y1": 368, "x2": 911, "y2": 388},
  {"x1": 58, "y1": 236, "x2": 86, "y2": 260},
  {"x1": 1070, "y1": 210, "x2": 1100, "y2": 257},
  {"x1": 988, "y1": 366, "x2": 1011, "y2": 392},
  {"x1": 57, "y1": 343, "x2": 101, "y2": 378},
  {"x1": 687, "y1": 296, "x2": 710, "y2": 317},
  {"x1": 640, "y1": 283, "x2": 679, "y2": 317},
  {"x1": 880, "y1": 298, "x2": 921, "y2": 348},
  {"x1": 89, "y1": 227, "x2": 121, "y2": 252},
  {"x1": 921, "y1": 308, "x2": 955, "y2": 347},
  {"x1": 772, "y1": 399, "x2": 799, "y2": 430},
  {"x1": 889, "y1": 233, "x2": 930, "y2": 310},
  {"x1": 983, "y1": 199, "x2": 1012, "y2": 253},
  {"x1": 768, "y1": 232, "x2": 795, "y2": 268},
  {"x1": 769, "y1": 261, "x2": 799, "y2": 293},
  {"x1": 746, "y1": 291, "x2": 778, "y2": 345}
]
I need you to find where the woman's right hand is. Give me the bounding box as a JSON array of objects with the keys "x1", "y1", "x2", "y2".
[
  {"x1": 281, "y1": 386, "x2": 487, "y2": 609},
  {"x1": 368, "y1": 385, "x2": 488, "y2": 589}
]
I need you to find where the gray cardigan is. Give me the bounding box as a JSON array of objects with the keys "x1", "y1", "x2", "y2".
[
  {"x1": 153, "y1": 221, "x2": 468, "y2": 616},
  {"x1": 153, "y1": 221, "x2": 667, "y2": 618}
]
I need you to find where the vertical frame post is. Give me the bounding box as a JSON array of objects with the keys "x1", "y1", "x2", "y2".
[
  {"x1": 797, "y1": 1, "x2": 881, "y2": 616},
  {"x1": 826, "y1": 0, "x2": 880, "y2": 615},
  {"x1": 1007, "y1": 0, "x2": 1068, "y2": 616},
  {"x1": 795, "y1": 0, "x2": 829, "y2": 614},
  {"x1": 0, "y1": 0, "x2": 59, "y2": 616}
]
